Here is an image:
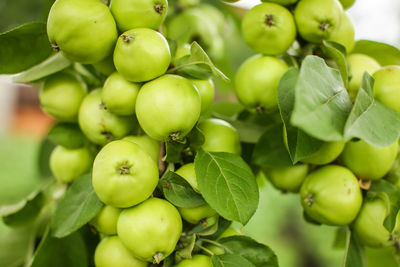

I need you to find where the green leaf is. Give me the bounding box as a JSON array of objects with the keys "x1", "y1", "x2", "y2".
[
  {"x1": 277, "y1": 68, "x2": 323, "y2": 163},
  {"x1": 291, "y1": 55, "x2": 353, "y2": 141},
  {"x1": 51, "y1": 174, "x2": 103, "y2": 238},
  {"x1": 207, "y1": 217, "x2": 232, "y2": 240},
  {"x1": 30, "y1": 228, "x2": 88, "y2": 267},
  {"x1": 369, "y1": 180, "x2": 400, "y2": 232},
  {"x1": 175, "y1": 234, "x2": 196, "y2": 260},
  {"x1": 343, "y1": 229, "x2": 366, "y2": 267},
  {"x1": 252, "y1": 124, "x2": 292, "y2": 168},
  {"x1": 344, "y1": 72, "x2": 400, "y2": 147},
  {"x1": 218, "y1": 236, "x2": 279, "y2": 267},
  {"x1": 170, "y1": 42, "x2": 229, "y2": 82},
  {"x1": 188, "y1": 215, "x2": 219, "y2": 236},
  {"x1": 2, "y1": 192, "x2": 45, "y2": 227},
  {"x1": 47, "y1": 123, "x2": 86, "y2": 149},
  {"x1": 164, "y1": 140, "x2": 186, "y2": 163},
  {"x1": 352, "y1": 40, "x2": 400, "y2": 66},
  {"x1": 194, "y1": 149, "x2": 259, "y2": 225},
  {"x1": 0, "y1": 22, "x2": 53, "y2": 74},
  {"x1": 38, "y1": 138, "x2": 56, "y2": 178},
  {"x1": 322, "y1": 40, "x2": 349, "y2": 88},
  {"x1": 13, "y1": 53, "x2": 72, "y2": 83},
  {"x1": 211, "y1": 254, "x2": 255, "y2": 267},
  {"x1": 159, "y1": 171, "x2": 206, "y2": 208}
]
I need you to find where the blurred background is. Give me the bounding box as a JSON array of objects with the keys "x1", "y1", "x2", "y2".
[{"x1": 0, "y1": 0, "x2": 399, "y2": 267}]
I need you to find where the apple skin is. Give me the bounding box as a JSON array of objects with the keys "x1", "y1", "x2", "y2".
[
  {"x1": 266, "y1": 164, "x2": 309, "y2": 193},
  {"x1": 110, "y1": 0, "x2": 168, "y2": 32},
  {"x1": 178, "y1": 204, "x2": 217, "y2": 224},
  {"x1": 294, "y1": 0, "x2": 343, "y2": 43},
  {"x1": 347, "y1": 54, "x2": 381, "y2": 101},
  {"x1": 373, "y1": 65, "x2": 400, "y2": 115},
  {"x1": 90, "y1": 205, "x2": 121, "y2": 235},
  {"x1": 78, "y1": 89, "x2": 137, "y2": 145},
  {"x1": 47, "y1": 0, "x2": 117, "y2": 64},
  {"x1": 301, "y1": 141, "x2": 345, "y2": 165},
  {"x1": 339, "y1": 0, "x2": 355, "y2": 9},
  {"x1": 242, "y1": 3, "x2": 296, "y2": 55},
  {"x1": 190, "y1": 79, "x2": 215, "y2": 114},
  {"x1": 123, "y1": 135, "x2": 160, "y2": 163},
  {"x1": 341, "y1": 139, "x2": 398, "y2": 180},
  {"x1": 113, "y1": 28, "x2": 171, "y2": 83},
  {"x1": 135, "y1": 74, "x2": 201, "y2": 141},
  {"x1": 101, "y1": 72, "x2": 140, "y2": 116},
  {"x1": 300, "y1": 165, "x2": 362, "y2": 225},
  {"x1": 261, "y1": 0, "x2": 298, "y2": 5},
  {"x1": 174, "y1": 255, "x2": 212, "y2": 267},
  {"x1": 39, "y1": 72, "x2": 87, "y2": 122},
  {"x1": 94, "y1": 236, "x2": 147, "y2": 267},
  {"x1": 235, "y1": 55, "x2": 288, "y2": 112},
  {"x1": 175, "y1": 163, "x2": 199, "y2": 193},
  {"x1": 352, "y1": 197, "x2": 392, "y2": 248},
  {"x1": 328, "y1": 12, "x2": 355, "y2": 53}
]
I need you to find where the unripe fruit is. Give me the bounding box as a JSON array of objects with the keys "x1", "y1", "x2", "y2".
[
  {"x1": 114, "y1": 28, "x2": 171, "y2": 82},
  {"x1": 92, "y1": 55, "x2": 116, "y2": 76},
  {"x1": 179, "y1": 204, "x2": 217, "y2": 224},
  {"x1": 92, "y1": 140, "x2": 158, "y2": 208},
  {"x1": 300, "y1": 165, "x2": 362, "y2": 225},
  {"x1": 117, "y1": 198, "x2": 182, "y2": 263},
  {"x1": 110, "y1": 0, "x2": 168, "y2": 32},
  {"x1": 373, "y1": 65, "x2": 400, "y2": 115},
  {"x1": 341, "y1": 140, "x2": 398, "y2": 180},
  {"x1": 294, "y1": 0, "x2": 343, "y2": 43},
  {"x1": 175, "y1": 163, "x2": 199, "y2": 192},
  {"x1": 197, "y1": 118, "x2": 241, "y2": 155},
  {"x1": 94, "y1": 236, "x2": 147, "y2": 267},
  {"x1": 78, "y1": 89, "x2": 136, "y2": 145},
  {"x1": 328, "y1": 12, "x2": 355, "y2": 53},
  {"x1": 242, "y1": 3, "x2": 296, "y2": 55},
  {"x1": 261, "y1": 0, "x2": 298, "y2": 5},
  {"x1": 123, "y1": 135, "x2": 161, "y2": 163},
  {"x1": 49, "y1": 145, "x2": 92, "y2": 183},
  {"x1": 339, "y1": 0, "x2": 355, "y2": 9},
  {"x1": 267, "y1": 164, "x2": 308, "y2": 193},
  {"x1": 135, "y1": 74, "x2": 201, "y2": 141},
  {"x1": 301, "y1": 141, "x2": 344, "y2": 165},
  {"x1": 91, "y1": 205, "x2": 121, "y2": 235},
  {"x1": 101, "y1": 72, "x2": 140, "y2": 116},
  {"x1": 47, "y1": 0, "x2": 117, "y2": 64},
  {"x1": 190, "y1": 79, "x2": 215, "y2": 114},
  {"x1": 39, "y1": 72, "x2": 87, "y2": 122},
  {"x1": 174, "y1": 255, "x2": 212, "y2": 267},
  {"x1": 235, "y1": 55, "x2": 288, "y2": 112},
  {"x1": 353, "y1": 197, "x2": 392, "y2": 248},
  {"x1": 347, "y1": 54, "x2": 381, "y2": 101},
  {"x1": 206, "y1": 227, "x2": 240, "y2": 255}
]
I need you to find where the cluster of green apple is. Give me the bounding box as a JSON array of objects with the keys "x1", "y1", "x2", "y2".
[
  {"x1": 235, "y1": 0, "x2": 400, "y2": 249},
  {"x1": 39, "y1": 0, "x2": 251, "y2": 266}
]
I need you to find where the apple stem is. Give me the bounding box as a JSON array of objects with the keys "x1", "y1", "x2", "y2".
[{"x1": 152, "y1": 252, "x2": 164, "y2": 264}]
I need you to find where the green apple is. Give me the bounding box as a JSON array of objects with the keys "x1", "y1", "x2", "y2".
[
  {"x1": 339, "y1": 0, "x2": 355, "y2": 9},
  {"x1": 242, "y1": 3, "x2": 296, "y2": 55},
  {"x1": 301, "y1": 141, "x2": 345, "y2": 165},
  {"x1": 341, "y1": 139, "x2": 398, "y2": 180},
  {"x1": 261, "y1": 0, "x2": 298, "y2": 5},
  {"x1": 197, "y1": 4, "x2": 225, "y2": 34},
  {"x1": 50, "y1": 145, "x2": 93, "y2": 183},
  {"x1": 179, "y1": 204, "x2": 217, "y2": 224},
  {"x1": 92, "y1": 140, "x2": 159, "y2": 208},
  {"x1": 328, "y1": 12, "x2": 355, "y2": 53},
  {"x1": 94, "y1": 236, "x2": 147, "y2": 267},
  {"x1": 206, "y1": 227, "x2": 241, "y2": 255},
  {"x1": 235, "y1": 55, "x2": 288, "y2": 112},
  {"x1": 110, "y1": 0, "x2": 168, "y2": 32},
  {"x1": 117, "y1": 198, "x2": 182, "y2": 263},
  {"x1": 266, "y1": 164, "x2": 309, "y2": 193},
  {"x1": 294, "y1": 0, "x2": 343, "y2": 43},
  {"x1": 123, "y1": 135, "x2": 160, "y2": 163},
  {"x1": 300, "y1": 165, "x2": 362, "y2": 225},
  {"x1": 93, "y1": 55, "x2": 116, "y2": 76},
  {"x1": 39, "y1": 72, "x2": 87, "y2": 122},
  {"x1": 197, "y1": 118, "x2": 241, "y2": 155},
  {"x1": 175, "y1": 163, "x2": 199, "y2": 192},
  {"x1": 113, "y1": 28, "x2": 171, "y2": 82},
  {"x1": 47, "y1": 0, "x2": 117, "y2": 64},
  {"x1": 173, "y1": 43, "x2": 191, "y2": 63},
  {"x1": 174, "y1": 255, "x2": 212, "y2": 267},
  {"x1": 190, "y1": 79, "x2": 215, "y2": 114},
  {"x1": 78, "y1": 89, "x2": 137, "y2": 145},
  {"x1": 353, "y1": 197, "x2": 392, "y2": 248},
  {"x1": 373, "y1": 65, "x2": 400, "y2": 115},
  {"x1": 347, "y1": 54, "x2": 381, "y2": 101},
  {"x1": 101, "y1": 72, "x2": 140, "y2": 116},
  {"x1": 135, "y1": 74, "x2": 201, "y2": 141},
  {"x1": 91, "y1": 205, "x2": 121, "y2": 235}
]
